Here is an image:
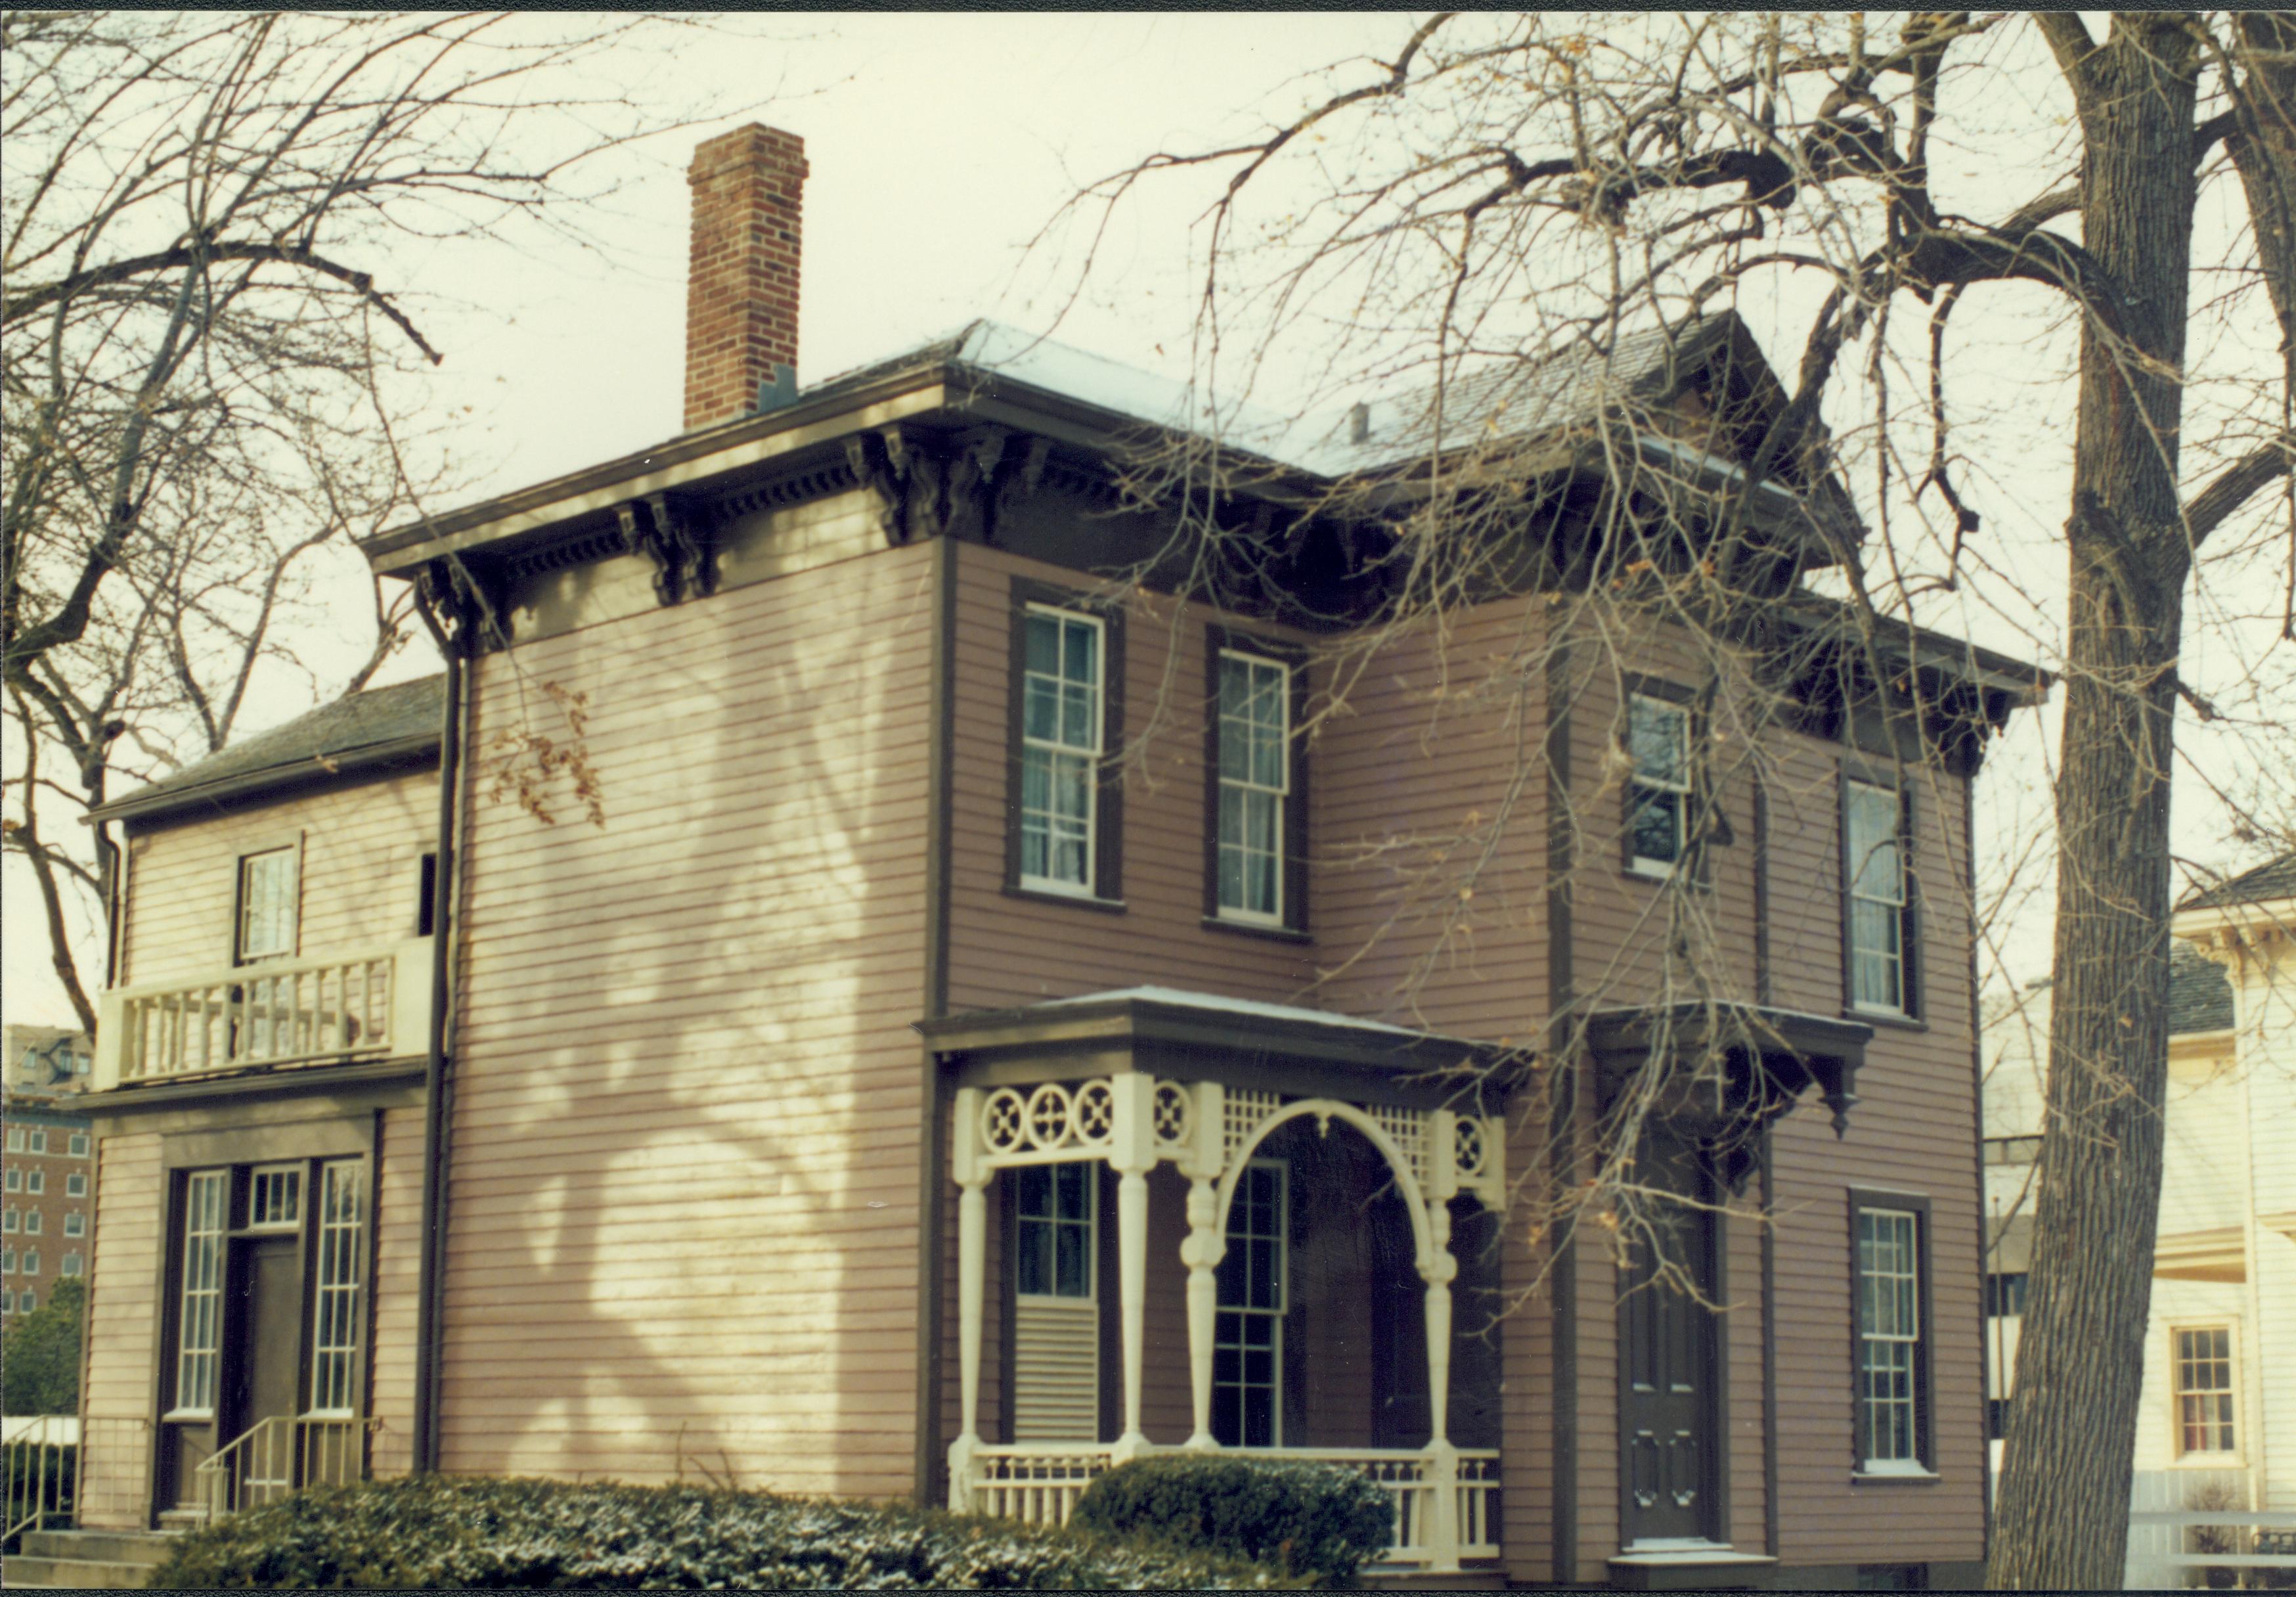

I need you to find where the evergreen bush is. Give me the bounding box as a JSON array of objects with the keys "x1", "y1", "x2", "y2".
[{"x1": 1071, "y1": 1454, "x2": 1396, "y2": 1585}]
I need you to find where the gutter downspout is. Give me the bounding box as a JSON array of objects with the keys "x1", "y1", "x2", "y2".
[{"x1": 410, "y1": 593, "x2": 466, "y2": 1475}]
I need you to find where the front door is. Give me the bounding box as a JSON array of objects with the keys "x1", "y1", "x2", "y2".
[
  {"x1": 224, "y1": 1234, "x2": 304, "y2": 1496},
  {"x1": 1620, "y1": 1175, "x2": 1719, "y2": 1544}
]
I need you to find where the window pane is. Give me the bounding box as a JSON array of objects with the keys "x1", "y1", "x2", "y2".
[
  {"x1": 1631, "y1": 786, "x2": 1683, "y2": 864},
  {"x1": 1025, "y1": 613, "x2": 1060, "y2": 676},
  {"x1": 1629, "y1": 697, "x2": 1688, "y2": 786}
]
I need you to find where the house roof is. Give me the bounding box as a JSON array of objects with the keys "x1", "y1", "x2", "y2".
[
  {"x1": 89, "y1": 675, "x2": 444, "y2": 826},
  {"x1": 2178, "y1": 850, "x2": 2296, "y2": 912},
  {"x1": 2167, "y1": 943, "x2": 2236, "y2": 1035}
]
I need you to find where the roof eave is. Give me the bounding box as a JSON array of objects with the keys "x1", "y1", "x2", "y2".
[{"x1": 87, "y1": 732, "x2": 439, "y2": 828}]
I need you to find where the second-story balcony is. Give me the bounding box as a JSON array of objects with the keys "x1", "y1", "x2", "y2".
[{"x1": 92, "y1": 939, "x2": 433, "y2": 1093}]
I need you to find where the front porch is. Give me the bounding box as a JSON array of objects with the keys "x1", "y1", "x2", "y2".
[{"x1": 920, "y1": 989, "x2": 1512, "y2": 1575}]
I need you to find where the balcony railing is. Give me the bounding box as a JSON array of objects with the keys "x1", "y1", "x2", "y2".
[{"x1": 94, "y1": 939, "x2": 431, "y2": 1091}]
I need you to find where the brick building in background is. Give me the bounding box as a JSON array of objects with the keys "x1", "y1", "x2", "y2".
[{"x1": 3, "y1": 1025, "x2": 96, "y2": 1319}]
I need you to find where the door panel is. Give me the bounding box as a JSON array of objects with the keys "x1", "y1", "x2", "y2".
[
  {"x1": 1620, "y1": 1190, "x2": 1718, "y2": 1544},
  {"x1": 227, "y1": 1236, "x2": 303, "y2": 1439}
]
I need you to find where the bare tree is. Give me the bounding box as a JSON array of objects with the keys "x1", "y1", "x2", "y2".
[
  {"x1": 1042, "y1": 13, "x2": 2292, "y2": 1587},
  {"x1": 2, "y1": 11, "x2": 784, "y2": 1025}
]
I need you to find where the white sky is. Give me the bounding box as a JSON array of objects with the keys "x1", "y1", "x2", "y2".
[{"x1": 5, "y1": 13, "x2": 2285, "y2": 1027}]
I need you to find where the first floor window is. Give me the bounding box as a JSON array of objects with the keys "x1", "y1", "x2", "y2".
[
  {"x1": 1216, "y1": 650, "x2": 1291, "y2": 923},
  {"x1": 1214, "y1": 1161, "x2": 1287, "y2": 1447},
  {"x1": 174, "y1": 1169, "x2": 227, "y2": 1415},
  {"x1": 1015, "y1": 1162, "x2": 1094, "y2": 1299},
  {"x1": 236, "y1": 845, "x2": 299, "y2": 962},
  {"x1": 1846, "y1": 780, "x2": 1910, "y2": 1012},
  {"x1": 2175, "y1": 1328, "x2": 2237, "y2": 1456},
  {"x1": 1019, "y1": 606, "x2": 1105, "y2": 893},
  {"x1": 61, "y1": 1252, "x2": 83, "y2": 1278},
  {"x1": 311, "y1": 1161, "x2": 365, "y2": 1414},
  {"x1": 1627, "y1": 692, "x2": 1692, "y2": 874},
  {"x1": 1856, "y1": 1205, "x2": 1925, "y2": 1469}
]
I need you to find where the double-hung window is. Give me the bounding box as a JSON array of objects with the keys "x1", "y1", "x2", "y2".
[
  {"x1": 236, "y1": 845, "x2": 299, "y2": 963},
  {"x1": 1214, "y1": 1161, "x2": 1287, "y2": 1447},
  {"x1": 66, "y1": 1172, "x2": 85, "y2": 1198},
  {"x1": 1215, "y1": 650, "x2": 1294, "y2": 925},
  {"x1": 1853, "y1": 1196, "x2": 1930, "y2": 1473},
  {"x1": 1845, "y1": 779, "x2": 1913, "y2": 1015},
  {"x1": 1627, "y1": 692, "x2": 1694, "y2": 876},
  {"x1": 172, "y1": 1169, "x2": 228, "y2": 1416},
  {"x1": 1019, "y1": 605, "x2": 1105, "y2": 896},
  {"x1": 64, "y1": 1212, "x2": 84, "y2": 1238},
  {"x1": 68, "y1": 1132, "x2": 89, "y2": 1158},
  {"x1": 1014, "y1": 1163, "x2": 1094, "y2": 1300},
  {"x1": 311, "y1": 1161, "x2": 366, "y2": 1415},
  {"x1": 1, "y1": 1208, "x2": 12, "y2": 1232},
  {"x1": 26, "y1": 1128, "x2": 46, "y2": 1154},
  {"x1": 2174, "y1": 1327, "x2": 2237, "y2": 1456},
  {"x1": 23, "y1": 1211, "x2": 39, "y2": 1236}
]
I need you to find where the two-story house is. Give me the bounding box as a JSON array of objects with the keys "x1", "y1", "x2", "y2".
[{"x1": 63, "y1": 124, "x2": 2043, "y2": 1589}]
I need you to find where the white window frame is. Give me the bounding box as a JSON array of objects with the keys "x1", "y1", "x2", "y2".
[
  {"x1": 309, "y1": 1160, "x2": 365, "y2": 1417},
  {"x1": 4, "y1": 1126, "x2": 20, "y2": 1152},
  {"x1": 22, "y1": 1249, "x2": 39, "y2": 1276},
  {"x1": 65, "y1": 1172, "x2": 85, "y2": 1198},
  {"x1": 25, "y1": 1169, "x2": 41, "y2": 1196},
  {"x1": 64, "y1": 1211, "x2": 84, "y2": 1238},
  {"x1": 1019, "y1": 604, "x2": 1105, "y2": 897},
  {"x1": 14, "y1": 1289, "x2": 30, "y2": 1313},
  {"x1": 1, "y1": 1247, "x2": 11, "y2": 1271},
  {"x1": 27, "y1": 1128, "x2": 47, "y2": 1154},
  {"x1": 1013, "y1": 1161, "x2": 1097, "y2": 1303},
  {"x1": 1626, "y1": 693, "x2": 1694, "y2": 878},
  {"x1": 1214, "y1": 1158, "x2": 1289, "y2": 1448},
  {"x1": 61, "y1": 1252, "x2": 83, "y2": 1279},
  {"x1": 2171, "y1": 1324, "x2": 2240, "y2": 1459},
  {"x1": 246, "y1": 1163, "x2": 303, "y2": 1232},
  {"x1": 1216, "y1": 650, "x2": 1292, "y2": 926},
  {"x1": 236, "y1": 844, "x2": 300, "y2": 964},
  {"x1": 22, "y1": 1210, "x2": 39, "y2": 1236},
  {"x1": 169, "y1": 1169, "x2": 228, "y2": 1420},
  {"x1": 1847, "y1": 779, "x2": 1909, "y2": 1015},
  {"x1": 4, "y1": 1168, "x2": 19, "y2": 1192},
  {"x1": 1, "y1": 1208, "x2": 14, "y2": 1233},
  {"x1": 1856, "y1": 1204, "x2": 1925, "y2": 1472},
  {"x1": 68, "y1": 1132, "x2": 89, "y2": 1158}
]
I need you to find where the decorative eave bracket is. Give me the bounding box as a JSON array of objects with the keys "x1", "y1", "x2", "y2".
[
  {"x1": 847, "y1": 424, "x2": 1053, "y2": 548},
  {"x1": 615, "y1": 490, "x2": 717, "y2": 608}
]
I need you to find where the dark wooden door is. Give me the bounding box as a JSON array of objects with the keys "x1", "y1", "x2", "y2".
[
  {"x1": 226, "y1": 1236, "x2": 303, "y2": 1450},
  {"x1": 1620, "y1": 1194, "x2": 1718, "y2": 1544}
]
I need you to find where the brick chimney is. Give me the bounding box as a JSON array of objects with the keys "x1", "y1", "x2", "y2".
[{"x1": 684, "y1": 124, "x2": 807, "y2": 432}]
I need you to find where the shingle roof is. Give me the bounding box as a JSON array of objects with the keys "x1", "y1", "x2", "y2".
[
  {"x1": 94, "y1": 675, "x2": 444, "y2": 822},
  {"x1": 2179, "y1": 850, "x2": 2296, "y2": 912},
  {"x1": 2167, "y1": 941, "x2": 2236, "y2": 1035}
]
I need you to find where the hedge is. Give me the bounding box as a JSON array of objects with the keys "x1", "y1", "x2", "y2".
[
  {"x1": 1072, "y1": 1454, "x2": 1396, "y2": 1585},
  {"x1": 145, "y1": 1473, "x2": 1299, "y2": 1590}
]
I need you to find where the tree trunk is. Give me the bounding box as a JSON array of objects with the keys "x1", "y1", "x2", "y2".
[{"x1": 1989, "y1": 18, "x2": 2200, "y2": 1590}]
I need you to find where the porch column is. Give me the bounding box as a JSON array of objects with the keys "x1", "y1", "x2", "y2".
[
  {"x1": 949, "y1": 1087, "x2": 988, "y2": 1511},
  {"x1": 1419, "y1": 1109, "x2": 1463, "y2": 1573},
  {"x1": 1110, "y1": 1072, "x2": 1155, "y2": 1458},
  {"x1": 1181, "y1": 1081, "x2": 1226, "y2": 1449}
]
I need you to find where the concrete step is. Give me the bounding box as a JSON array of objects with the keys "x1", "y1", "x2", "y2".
[
  {"x1": 19, "y1": 1528, "x2": 177, "y2": 1565},
  {"x1": 0, "y1": 1553, "x2": 163, "y2": 1588}
]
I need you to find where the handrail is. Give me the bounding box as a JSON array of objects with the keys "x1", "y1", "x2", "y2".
[
  {"x1": 94, "y1": 941, "x2": 430, "y2": 1091},
  {"x1": 192, "y1": 1415, "x2": 372, "y2": 1523},
  {"x1": 3, "y1": 1425, "x2": 73, "y2": 1545}
]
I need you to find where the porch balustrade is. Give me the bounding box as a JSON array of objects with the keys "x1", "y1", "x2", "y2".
[
  {"x1": 946, "y1": 1073, "x2": 1507, "y2": 1574},
  {"x1": 93, "y1": 939, "x2": 431, "y2": 1091}
]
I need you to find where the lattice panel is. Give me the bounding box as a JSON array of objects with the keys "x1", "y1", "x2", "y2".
[
  {"x1": 980, "y1": 1080, "x2": 1116, "y2": 1163},
  {"x1": 1369, "y1": 1104, "x2": 1429, "y2": 1189},
  {"x1": 1222, "y1": 1089, "x2": 1283, "y2": 1170}
]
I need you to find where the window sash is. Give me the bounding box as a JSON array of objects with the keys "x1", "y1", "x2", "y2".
[
  {"x1": 64, "y1": 1212, "x2": 85, "y2": 1237},
  {"x1": 1627, "y1": 695, "x2": 1692, "y2": 870},
  {"x1": 238, "y1": 847, "x2": 298, "y2": 962},
  {"x1": 1857, "y1": 1206, "x2": 1923, "y2": 1466},
  {"x1": 2174, "y1": 1327, "x2": 2237, "y2": 1455},
  {"x1": 1216, "y1": 652, "x2": 1290, "y2": 922},
  {"x1": 1015, "y1": 1161, "x2": 1095, "y2": 1301},
  {"x1": 1214, "y1": 1161, "x2": 1287, "y2": 1447},
  {"x1": 310, "y1": 1161, "x2": 364, "y2": 1416},
  {"x1": 173, "y1": 1169, "x2": 227, "y2": 1416},
  {"x1": 28, "y1": 1129, "x2": 47, "y2": 1154},
  {"x1": 1020, "y1": 608, "x2": 1104, "y2": 893},
  {"x1": 248, "y1": 1164, "x2": 303, "y2": 1231}
]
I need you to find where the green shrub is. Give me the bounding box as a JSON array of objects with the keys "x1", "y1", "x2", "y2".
[
  {"x1": 145, "y1": 1472, "x2": 1298, "y2": 1590},
  {"x1": 1071, "y1": 1454, "x2": 1395, "y2": 1585}
]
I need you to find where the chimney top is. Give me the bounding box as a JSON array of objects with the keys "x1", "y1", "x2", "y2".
[{"x1": 684, "y1": 124, "x2": 808, "y2": 433}]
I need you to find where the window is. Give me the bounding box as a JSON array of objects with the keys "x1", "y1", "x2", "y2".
[
  {"x1": 61, "y1": 1253, "x2": 83, "y2": 1278},
  {"x1": 68, "y1": 1132, "x2": 89, "y2": 1158},
  {"x1": 4, "y1": 1126, "x2": 20, "y2": 1151},
  {"x1": 3, "y1": 1168, "x2": 18, "y2": 1192},
  {"x1": 417, "y1": 852, "x2": 439, "y2": 938},
  {"x1": 22, "y1": 1249, "x2": 38, "y2": 1276},
  {"x1": 65, "y1": 1172, "x2": 85, "y2": 1198},
  {"x1": 1018, "y1": 604, "x2": 1106, "y2": 895},
  {"x1": 248, "y1": 1164, "x2": 303, "y2": 1230},
  {"x1": 1984, "y1": 1271, "x2": 2027, "y2": 1317},
  {"x1": 23, "y1": 1211, "x2": 39, "y2": 1236},
  {"x1": 236, "y1": 845, "x2": 299, "y2": 962},
  {"x1": 25, "y1": 1170, "x2": 41, "y2": 1195},
  {"x1": 26, "y1": 1128, "x2": 47, "y2": 1154},
  {"x1": 1845, "y1": 778, "x2": 1913, "y2": 1014},
  {"x1": 1, "y1": 1248, "x2": 12, "y2": 1273},
  {"x1": 64, "y1": 1212, "x2": 84, "y2": 1238},
  {"x1": 1, "y1": 1208, "x2": 12, "y2": 1232},
  {"x1": 173, "y1": 1170, "x2": 227, "y2": 1416},
  {"x1": 1627, "y1": 692, "x2": 1693, "y2": 875},
  {"x1": 15, "y1": 1290, "x2": 30, "y2": 1313},
  {"x1": 311, "y1": 1161, "x2": 365, "y2": 1414},
  {"x1": 1015, "y1": 1163, "x2": 1094, "y2": 1299},
  {"x1": 2175, "y1": 1328, "x2": 2237, "y2": 1456},
  {"x1": 0, "y1": 1290, "x2": 12, "y2": 1313},
  {"x1": 1214, "y1": 1161, "x2": 1287, "y2": 1447},
  {"x1": 1213, "y1": 649, "x2": 1296, "y2": 926},
  {"x1": 1854, "y1": 1200, "x2": 1929, "y2": 1472}
]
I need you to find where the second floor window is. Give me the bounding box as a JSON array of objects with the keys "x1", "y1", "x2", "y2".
[
  {"x1": 1019, "y1": 605, "x2": 1105, "y2": 895},
  {"x1": 1846, "y1": 780, "x2": 1911, "y2": 1014},
  {"x1": 237, "y1": 846, "x2": 299, "y2": 962},
  {"x1": 1627, "y1": 692, "x2": 1692, "y2": 875},
  {"x1": 2175, "y1": 1327, "x2": 2237, "y2": 1455},
  {"x1": 1216, "y1": 651, "x2": 1292, "y2": 924}
]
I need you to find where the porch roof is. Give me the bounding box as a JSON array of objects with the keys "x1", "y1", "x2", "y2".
[{"x1": 916, "y1": 987, "x2": 1511, "y2": 1110}]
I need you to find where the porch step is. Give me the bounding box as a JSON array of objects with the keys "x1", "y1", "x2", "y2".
[
  {"x1": 5, "y1": 1529, "x2": 177, "y2": 1590},
  {"x1": 1362, "y1": 1568, "x2": 1506, "y2": 1590},
  {"x1": 18, "y1": 1529, "x2": 178, "y2": 1565}
]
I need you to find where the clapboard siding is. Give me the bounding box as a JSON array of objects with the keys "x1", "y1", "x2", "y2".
[
  {"x1": 121, "y1": 769, "x2": 437, "y2": 986},
  {"x1": 368, "y1": 1105, "x2": 424, "y2": 1479},
  {"x1": 441, "y1": 537, "x2": 935, "y2": 1496},
  {"x1": 79, "y1": 1131, "x2": 161, "y2": 1528}
]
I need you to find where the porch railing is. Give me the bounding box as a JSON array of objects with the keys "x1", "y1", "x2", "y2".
[
  {"x1": 94, "y1": 939, "x2": 431, "y2": 1091},
  {"x1": 961, "y1": 1444, "x2": 1500, "y2": 1569},
  {"x1": 3, "y1": 1416, "x2": 150, "y2": 1545},
  {"x1": 192, "y1": 1415, "x2": 372, "y2": 1523}
]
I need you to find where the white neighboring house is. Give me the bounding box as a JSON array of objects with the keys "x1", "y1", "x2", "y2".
[{"x1": 1983, "y1": 851, "x2": 2296, "y2": 1518}]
